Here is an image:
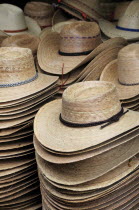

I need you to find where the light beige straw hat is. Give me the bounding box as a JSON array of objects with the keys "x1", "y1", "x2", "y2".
[
  {"x1": 100, "y1": 44, "x2": 139, "y2": 100},
  {"x1": 1, "y1": 34, "x2": 40, "y2": 56},
  {"x1": 0, "y1": 4, "x2": 41, "y2": 36},
  {"x1": 24, "y1": 1, "x2": 54, "y2": 29},
  {"x1": 37, "y1": 21, "x2": 103, "y2": 75},
  {"x1": 58, "y1": 0, "x2": 102, "y2": 21},
  {"x1": 0, "y1": 47, "x2": 58, "y2": 103},
  {"x1": 34, "y1": 81, "x2": 139, "y2": 153},
  {"x1": 99, "y1": 0, "x2": 139, "y2": 40}
]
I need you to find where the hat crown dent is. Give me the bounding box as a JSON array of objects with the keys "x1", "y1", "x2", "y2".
[
  {"x1": 118, "y1": 44, "x2": 139, "y2": 84},
  {"x1": 117, "y1": 0, "x2": 139, "y2": 30},
  {"x1": 61, "y1": 81, "x2": 121, "y2": 124},
  {"x1": 59, "y1": 21, "x2": 102, "y2": 53},
  {"x1": 0, "y1": 4, "x2": 27, "y2": 31},
  {"x1": 0, "y1": 47, "x2": 36, "y2": 85}
]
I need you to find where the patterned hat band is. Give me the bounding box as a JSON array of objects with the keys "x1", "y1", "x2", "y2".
[{"x1": 0, "y1": 72, "x2": 38, "y2": 88}]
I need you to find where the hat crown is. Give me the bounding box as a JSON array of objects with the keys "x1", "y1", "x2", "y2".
[
  {"x1": 114, "y1": 1, "x2": 130, "y2": 21},
  {"x1": 117, "y1": 0, "x2": 139, "y2": 30},
  {"x1": 0, "y1": 4, "x2": 27, "y2": 31},
  {"x1": 118, "y1": 44, "x2": 139, "y2": 85},
  {"x1": 61, "y1": 81, "x2": 121, "y2": 124},
  {"x1": 24, "y1": 2, "x2": 54, "y2": 16},
  {"x1": 0, "y1": 47, "x2": 36, "y2": 85},
  {"x1": 59, "y1": 21, "x2": 101, "y2": 54}
]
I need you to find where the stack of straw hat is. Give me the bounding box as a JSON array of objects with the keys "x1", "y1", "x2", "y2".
[
  {"x1": 37, "y1": 21, "x2": 127, "y2": 94},
  {"x1": 24, "y1": 1, "x2": 55, "y2": 29},
  {"x1": 100, "y1": 44, "x2": 139, "y2": 111},
  {"x1": 0, "y1": 47, "x2": 59, "y2": 209},
  {"x1": 34, "y1": 81, "x2": 139, "y2": 209}
]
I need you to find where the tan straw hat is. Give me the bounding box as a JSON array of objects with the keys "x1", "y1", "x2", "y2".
[
  {"x1": 24, "y1": 1, "x2": 54, "y2": 29},
  {"x1": 37, "y1": 21, "x2": 102, "y2": 75},
  {"x1": 0, "y1": 4, "x2": 41, "y2": 36},
  {"x1": 1, "y1": 34, "x2": 40, "y2": 56},
  {"x1": 34, "y1": 81, "x2": 139, "y2": 153},
  {"x1": 99, "y1": 0, "x2": 139, "y2": 40},
  {"x1": 58, "y1": 0, "x2": 102, "y2": 21},
  {"x1": 0, "y1": 47, "x2": 58, "y2": 103},
  {"x1": 100, "y1": 44, "x2": 139, "y2": 100}
]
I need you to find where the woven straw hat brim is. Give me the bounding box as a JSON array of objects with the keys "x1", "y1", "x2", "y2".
[
  {"x1": 42, "y1": 158, "x2": 138, "y2": 191},
  {"x1": 0, "y1": 84, "x2": 57, "y2": 108},
  {"x1": 37, "y1": 33, "x2": 127, "y2": 75},
  {"x1": 36, "y1": 140, "x2": 139, "y2": 184},
  {"x1": 42, "y1": 185, "x2": 139, "y2": 209},
  {"x1": 99, "y1": 19, "x2": 139, "y2": 41},
  {"x1": 0, "y1": 88, "x2": 58, "y2": 115},
  {"x1": 34, "y1": 99, "x2": 139, "y2": 153},
  {"x1": 34, "y1": 127, "x2": 139, "y2": 163},
  {"x1": 0, "y1": 73, "x2": 58, "y2": 103},
  {"x1": 100, "y1": 60, "x2": 139, "y2": 100},
  {"x1": 40, "y1": 179, "x2": 139, "y2": 208}
]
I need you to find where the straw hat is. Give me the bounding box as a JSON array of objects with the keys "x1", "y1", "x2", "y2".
[
  {"x1": 100, "y1": 44, "x2": 139, "y2": 100},
  {"x1": 34, "y1": 81, "x2": 139, "y2": 153},
  {"x1": 0, "y1": 4, "x2": 41, "y2": 36},
  {"x1": 99, "y1": 0, "x2": 139, "y2": 40},
  {"x1": 24, "y1": 2, "x2": 54, "y2": 29},
  {"x1": 58, "y1": 0, "x2": 102, "y2": 21},
  {"x1": 37, "y1": 21, "x2": 102, "y2": 75},
  {"x1": 0, "y1": 47, "x2": 58, "y2": 103},
  {"x1": 59, "y1": 4, "x2": 84, "y2": 20},
  {"x1": 1, "y1": 34, "x2": 40, "y2": 56}
]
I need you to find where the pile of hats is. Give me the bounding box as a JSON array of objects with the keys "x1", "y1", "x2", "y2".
[
  {"x1": 100, "y1": 44, "x2": 139, "y2": 111},
  {"x1": 37, "y1": 21, "x2": 127, "y2": 95},
  {"x1": 0, "y1": 47, "x2": 59, "y2": 208},
  {"x1": 34, "y1": 81, "x2": 139, "y2": 209}
]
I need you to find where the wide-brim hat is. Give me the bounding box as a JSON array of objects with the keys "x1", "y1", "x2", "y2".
[
  {"x1": 34, "y1": 81, "x2": 139, "y2": 153},
  {"x1": 36, "y1": 138, "x2": 139, "y2": 184},
  {"x1": 100, "y1": 60, "x2": 139, "y2": 100},
  {"x1": 0, "y1": 30, "x2": 9, "y2": 46},
  {"x1": 99, "y1": 1, "x2": 139, "y2": 41},
  {"x1": 37, "y1": 25, "x2": 127, "y2": 75}
]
